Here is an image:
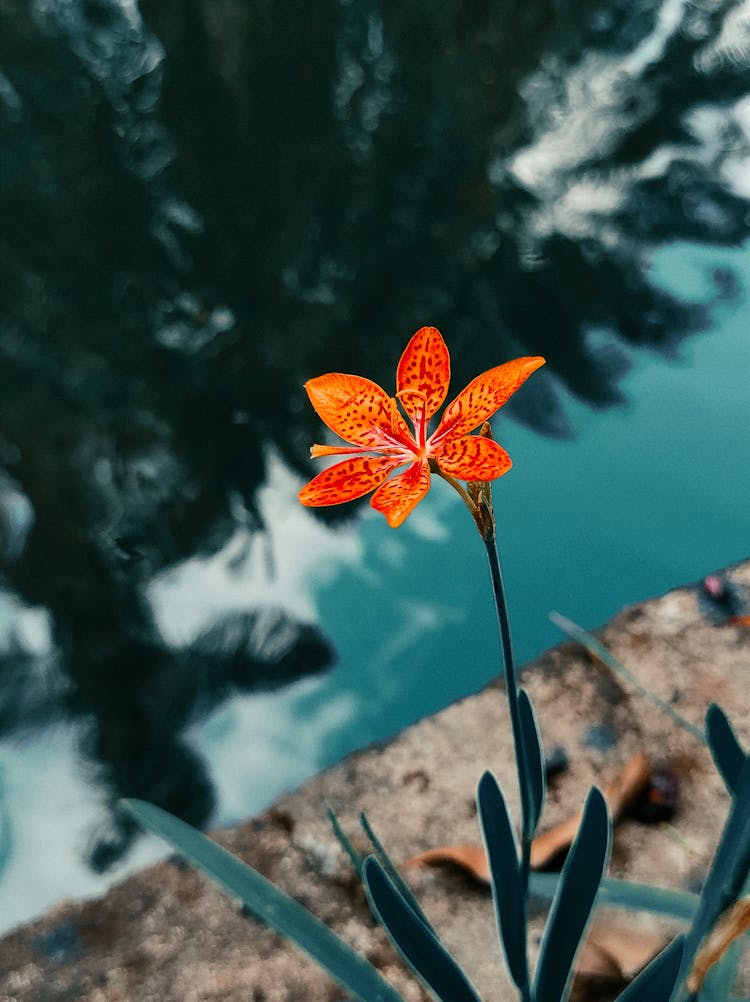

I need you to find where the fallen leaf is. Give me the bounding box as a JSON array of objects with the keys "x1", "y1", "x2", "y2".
[
  {"x1": 580, "y1": 921, "x2": 667, "y2": 981},
  {"x1": 404, "y1": 843, "x2": 490, "y2": 882},
  {"x1": 530, "y1": 751, "x2": 651, "y2": 870},
  {"x1": 403, "y1": 841, "x2": 667, "y2": 998},
  {"x1": 724, "y1": 614, "x2": 750, "y2": 627},
  {"x1": 571, "y1": 921, "x2": 667, "y2": 1001},
  {"x1": 406, "y1": 752, "x2": 652, "y2": 876},
  {"x1": 575, "y1": 938, "x2": 623, "y2": 980}
]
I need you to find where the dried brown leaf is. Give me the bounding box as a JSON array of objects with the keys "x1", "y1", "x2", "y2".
[
  {"x1": 404, "y1": 843, "x2": 490, "y2": 883},
  {"x1": 687, "y1": 896, "x2": 750, "y2": 995},
  {"x1": 725, "y1": 614, "x2": 750, "y2": 627},
  {"x1": 582, "y1": 921, "x2": 667, "y2": 980},
  {"x1": 531, "y1": 752, "x2": 650, "y2": 869},
  {"x1": 406, "y1": 753, "x2": 652, "y2": 876},
  {"x1": 571, "y1": 922, "x2": 666, "y2": 1001}
]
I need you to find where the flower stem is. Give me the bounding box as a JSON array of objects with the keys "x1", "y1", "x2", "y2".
[
  {"x1": 483, "y1": 528, "x2": 533, "y2": 882},
  {"x1": 436, "y1": 468, "x2": 532, "y2": 860},
  {"x1": 440, "y1": 468, "x2": 533, "y2": 1000},
  {"x1": 484, "y1": 515, "x2": 535, "y2": 1002}
]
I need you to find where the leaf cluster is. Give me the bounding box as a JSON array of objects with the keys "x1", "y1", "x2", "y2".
[{"x1": 122, "y1": 699, "x2": 749, "y2": 1001}]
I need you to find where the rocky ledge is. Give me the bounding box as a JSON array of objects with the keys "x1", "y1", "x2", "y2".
[{"x1": 2, "y1": 561, "x2": 749, "y2": 1002}]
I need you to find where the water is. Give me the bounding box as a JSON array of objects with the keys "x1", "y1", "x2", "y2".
[{"x1": 1, "y1": 0, "x2": 749, "y2": 932}]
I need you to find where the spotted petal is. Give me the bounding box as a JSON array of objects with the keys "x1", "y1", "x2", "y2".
[
  {"x1": 370, "y1": 462, "x2": 431, "y2": 528},
  {"x1": 434, "y1": 435, "x2": 512, "y2": 481},
  {"x1": 432, "y1": 357, "x2": 546, "y2": 443},
  {"x1": 298, "y1": 456, "x2": 403, "y2": 508},
  {"x1": 305, "y1": 373, "x2": 414, "y2": 450},
  {"x1": 396, "y1": 327, "x2": 451, "y2": 429}
]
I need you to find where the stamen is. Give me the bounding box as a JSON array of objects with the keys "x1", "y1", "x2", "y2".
[
  {"x1": 427, "y1": 415, "x2": 459, "y2": 451},
  {"x1": 373, "y1": 421, "x2": 419, "y2": 454},
  {"x1": 396, "y1": 389, "x2": 429, "y2": 449},
  {"x1": 310, "y1": 444, "x2": 367, "y2": 458}
]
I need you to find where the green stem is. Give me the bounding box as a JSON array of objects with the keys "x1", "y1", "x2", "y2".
[
  {"x1": 483, "y1": 530, "x2": 533, "y2": 877},
  {"x1": 483, "y1": 520, "x2": 534, "y2": 1002},
  {"x1": 439, "y1": 468, "x2": 533, "y2": 999},
  {"x1": 438, "y1": 469, "x2": 533, "y2": 857}
]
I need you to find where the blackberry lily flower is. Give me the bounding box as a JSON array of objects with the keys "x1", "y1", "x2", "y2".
[{"x1": 298, "y1": 327, "x2": 545, "y2": 527}]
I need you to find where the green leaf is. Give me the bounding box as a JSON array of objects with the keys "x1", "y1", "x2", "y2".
[
  {"x1": 518, "y1": 687, "x2": 546, "y2": 837},
  {"x1": 700, "y1": 936, "x2": 743, "y2": 1001},
  {"x1": 363, "y1": 856, "x2": 482, "y2": 1002},
  {"x1": 327, "y1": 806, "x2": 364, "y2": 876},
  {"x1": 549, "y1": 612, "x2": 704, "y2": 742},
  {"x1": 477, "y1": 770, "x2": 528, "y2": 992},
  {"x1": 591, "y1": 874, "x2": 697, "y2": 922},
  {"x1": 359, "y1": 811, "x2": 435, "y2": 935},
  {"x1": 681, "y1": 756, "x2": 750, "y2": 985},
  {"x1": 529, "y1": 872, "x2": 698, "y2": 922},
  {"x1": 534, "y1": 786, "x2": 611, "y2": 1002},
  {"x1": 705, "y1": 704, "x2": 746, "y2": 796},
  {"x1": 614, "y1": 934, "x2": 684, "y2": 1002},
  {"x1": 122, "y1": 799, "x2": 404, "y2": 1002}
]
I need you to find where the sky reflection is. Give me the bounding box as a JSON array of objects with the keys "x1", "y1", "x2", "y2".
[
  {"x1": 1, "y1": 0, "x2": 749, "y2": 932},
  {"x1": 1, "y1": 239, "x2": 748, "y2": 931},
  {"x1": 187, "y1": 237, "x2": 750, "y2": 818}
]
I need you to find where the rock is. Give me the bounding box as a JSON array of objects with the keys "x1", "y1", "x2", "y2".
[{"x1": 1, "y1": 561, "x2": 748, "y2": 1001}]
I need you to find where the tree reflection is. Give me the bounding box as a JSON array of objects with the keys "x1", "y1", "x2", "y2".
[{"x1": 0, "y1": 0, "x2": 747, "y2": 868}]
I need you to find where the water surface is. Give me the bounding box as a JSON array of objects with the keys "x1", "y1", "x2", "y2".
[{"x1": 0, "y1": 0, "x2": 748, "y2": 931}]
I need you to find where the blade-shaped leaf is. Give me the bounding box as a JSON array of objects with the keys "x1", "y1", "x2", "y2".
[
  {"x1": 122, "y1": 799, "x2": 404, "y2": 1002},
  {"x1": 614, "y1": 934, "x2": 684, "y2": 1002},
  {"x1": 529, "y1": 872, "x2": 698, "y2": 922},
  {"x1": 360, "y1": 811, "x2": 435, "y2": 934},
  {"x1": 519, "y1": 687, "x2": 546, "y2": 837},
  {"x1": 549, "y1": 612, "x2": 704, "y2": 742},
  {"x1": 477, "y1": 771, "x2": 528, "y2": 992},
  {"x1": 534, "y1": 786, "x2": 611, "y2": 1002},
  {"x1": 592, "y1": 875, "x2": 697, "y2": 922},
  {"x1": 698, "y1": 935, "x2": 744, "y2": 1000},
  {"x1": 705, "y1": 704, "x2": 746, "y2": 796},
  {"x1": 363, "y1": 856, "x2": 482, "y2": 1002},
  {"x1": 327, "y1": 806, "x2": 364, "y2": 876},
  {"x1": 681, "y1": 756, "x2": 750, "y2": 985}
]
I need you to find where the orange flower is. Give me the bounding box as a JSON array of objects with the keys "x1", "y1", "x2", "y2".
[{"x1": 298, "y1": 327, "x2": 545, "y2": 527}]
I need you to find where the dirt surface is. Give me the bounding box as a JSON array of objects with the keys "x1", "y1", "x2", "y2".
[{"x1": 1, "y1": 561, "x2": 749, "y2": 1002}]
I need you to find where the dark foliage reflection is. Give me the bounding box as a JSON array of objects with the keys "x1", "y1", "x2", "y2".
[{"x1": 0, "y1": 0, "x2": 747, "y2": 867}]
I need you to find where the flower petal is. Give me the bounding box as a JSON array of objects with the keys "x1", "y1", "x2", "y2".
[
  {"x1": 305, "y1": 373, "x2": 415, "y2": 450},
  {"x1": 432, "y1": 356, "x2": 546, "y2": 442},
  {"x1": 298, "y1": 456, "x2": 402, "y2": 507},
  {"x1": 396, "y1": 326, "x2": 451, "y2": 428},
  {"x1": 370, "y1": 462, "x2": 431, "y2": 528},
  {"x1": 434, "y1": 435, "x2": 512, "y2": 481}
]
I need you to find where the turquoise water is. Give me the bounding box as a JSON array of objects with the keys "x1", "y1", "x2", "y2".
[
  {"x1": 192, "y1": 238, "x2": 749, "y2": 819},
  {"x1": 0, "y1": 244, "x2": 747, "y2": 933},
  {"x1": 1, "y1": 0, "x2": 749, "y2": 934}
]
